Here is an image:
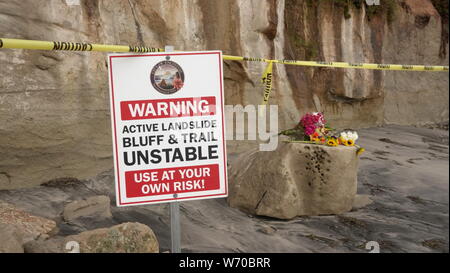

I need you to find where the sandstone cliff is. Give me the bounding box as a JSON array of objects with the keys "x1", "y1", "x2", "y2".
[{"x1": 0, "y1": 0, "x2": 448, "y2": 188}]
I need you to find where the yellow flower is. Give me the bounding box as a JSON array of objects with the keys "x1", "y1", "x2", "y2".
[
  {"x1": 356, "y1": 147, "x2": 365, "y2": 156},
  {"x1": 327, "y1": 137, "x2": 338, "y2": 147},
  {"x1": 343, "y1": 139, "x2": 355, "y2": 146},
  {"x1": 339, "y1": 137, "x2": 347, "y2": 146},
  {"x1": 340, "y1": 130, "x2": 358, "y2": 146}
]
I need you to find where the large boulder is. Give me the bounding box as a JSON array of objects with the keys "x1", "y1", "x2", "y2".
[
  {"x1": 64, "y1": 222, "x2": 159, "y2": 253},
  {"x1": 24, "y1": 222, "x2": 159, "y2": 253},
  {"x1": 228, "y1": 142, "x2": 359, "y2": 219},
  {"x1": 0, "y1": 201, "x2": 57, "y2": 243}
]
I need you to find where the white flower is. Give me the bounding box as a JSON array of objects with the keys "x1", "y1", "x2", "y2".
[
  {"x1": 346, "y1": 131, "x2": 358, "y2": 141},
  {"x1": 348, "y1": 132, "x2": 355, "y2": 140},
  {"x1": 340, "y1": 132, "x2": 348, "y2": 140}
]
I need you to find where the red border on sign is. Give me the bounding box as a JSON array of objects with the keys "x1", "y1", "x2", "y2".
[{"x1": 109, "y1": 52, "x2": 228, "y2": 206}]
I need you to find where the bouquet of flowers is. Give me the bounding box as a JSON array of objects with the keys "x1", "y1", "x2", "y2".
[
  {"x1": 279, "y1": 112, "x2": 365, "y2": 155},
  {"x1": 299, "y1": 112, "x2": 328, "y2": 142}
]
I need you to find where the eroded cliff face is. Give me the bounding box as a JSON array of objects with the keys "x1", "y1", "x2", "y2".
[
  {"x1": 283, "y1": 0, "x2": 448, "y2": 128},
  {"x1": 0, "y1": 0, "x2": 448, "y2": 188}
]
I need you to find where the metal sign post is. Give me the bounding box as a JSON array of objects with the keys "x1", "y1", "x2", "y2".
[
  {"x1": 170, "y1": 200, "x2": 181, "y2": 253},
  {"x1": 165, "y1": 45, "x2": 181, "y2": 254}
]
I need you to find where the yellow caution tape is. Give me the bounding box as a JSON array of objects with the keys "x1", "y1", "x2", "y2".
[
  {"x1": 223, "y1": 54, "x2": 449, "y2": 72},
  {"x1": 0, "y1": 38, "x2": 163, "y2": 53},
  {"x1": 1, "y1": 37, "x2": 448, "y2": 106},
  {"x1": 261, "y1": 61, "x2": 274, "y2": 105},
  {"x1": 274, "y1": 59, "x2": 449, "y2": 71},
  {"x1": 2, "y1": 38, "x2": 446, "y2": 71}
]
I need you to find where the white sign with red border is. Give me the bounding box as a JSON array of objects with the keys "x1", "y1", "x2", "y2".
[{"x1": 108, "y1": 51, "x2": 227, "y2": 206}]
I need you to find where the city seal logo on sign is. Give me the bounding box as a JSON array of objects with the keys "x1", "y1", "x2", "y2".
[{"x1": 150, "y1": 56, "x2": 185, "y2": 95}]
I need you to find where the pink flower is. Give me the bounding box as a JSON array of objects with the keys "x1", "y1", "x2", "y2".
[
  {"x1": 304, "y1": 125, "x2": 316, "y2": 136},
  {"x1": 299, "y1": 112, "x2": 327, "y2": 136}
]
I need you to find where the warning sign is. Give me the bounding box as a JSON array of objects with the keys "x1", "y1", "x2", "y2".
[{"x1": 108, "y1": 51, "x2": 227, "y2": 206}]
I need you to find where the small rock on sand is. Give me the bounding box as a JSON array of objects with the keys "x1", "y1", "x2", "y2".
[
  {"x1": 63, "y1": 195, "x2": 112, "y2": 222},
  {"x1": 258, "y1": 226, "x2": 277, "y2": 235}
]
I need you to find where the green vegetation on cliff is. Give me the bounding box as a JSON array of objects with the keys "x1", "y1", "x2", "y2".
[
  {"x1": 285, "y1": 0, "x2": 399, "y2": 60},
  {"x1": 303, "y1": 0, "x2": 398, "y2": 23},
  {"x1": 431, "y1": 0, "x2": 449, "y2": 19}
]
